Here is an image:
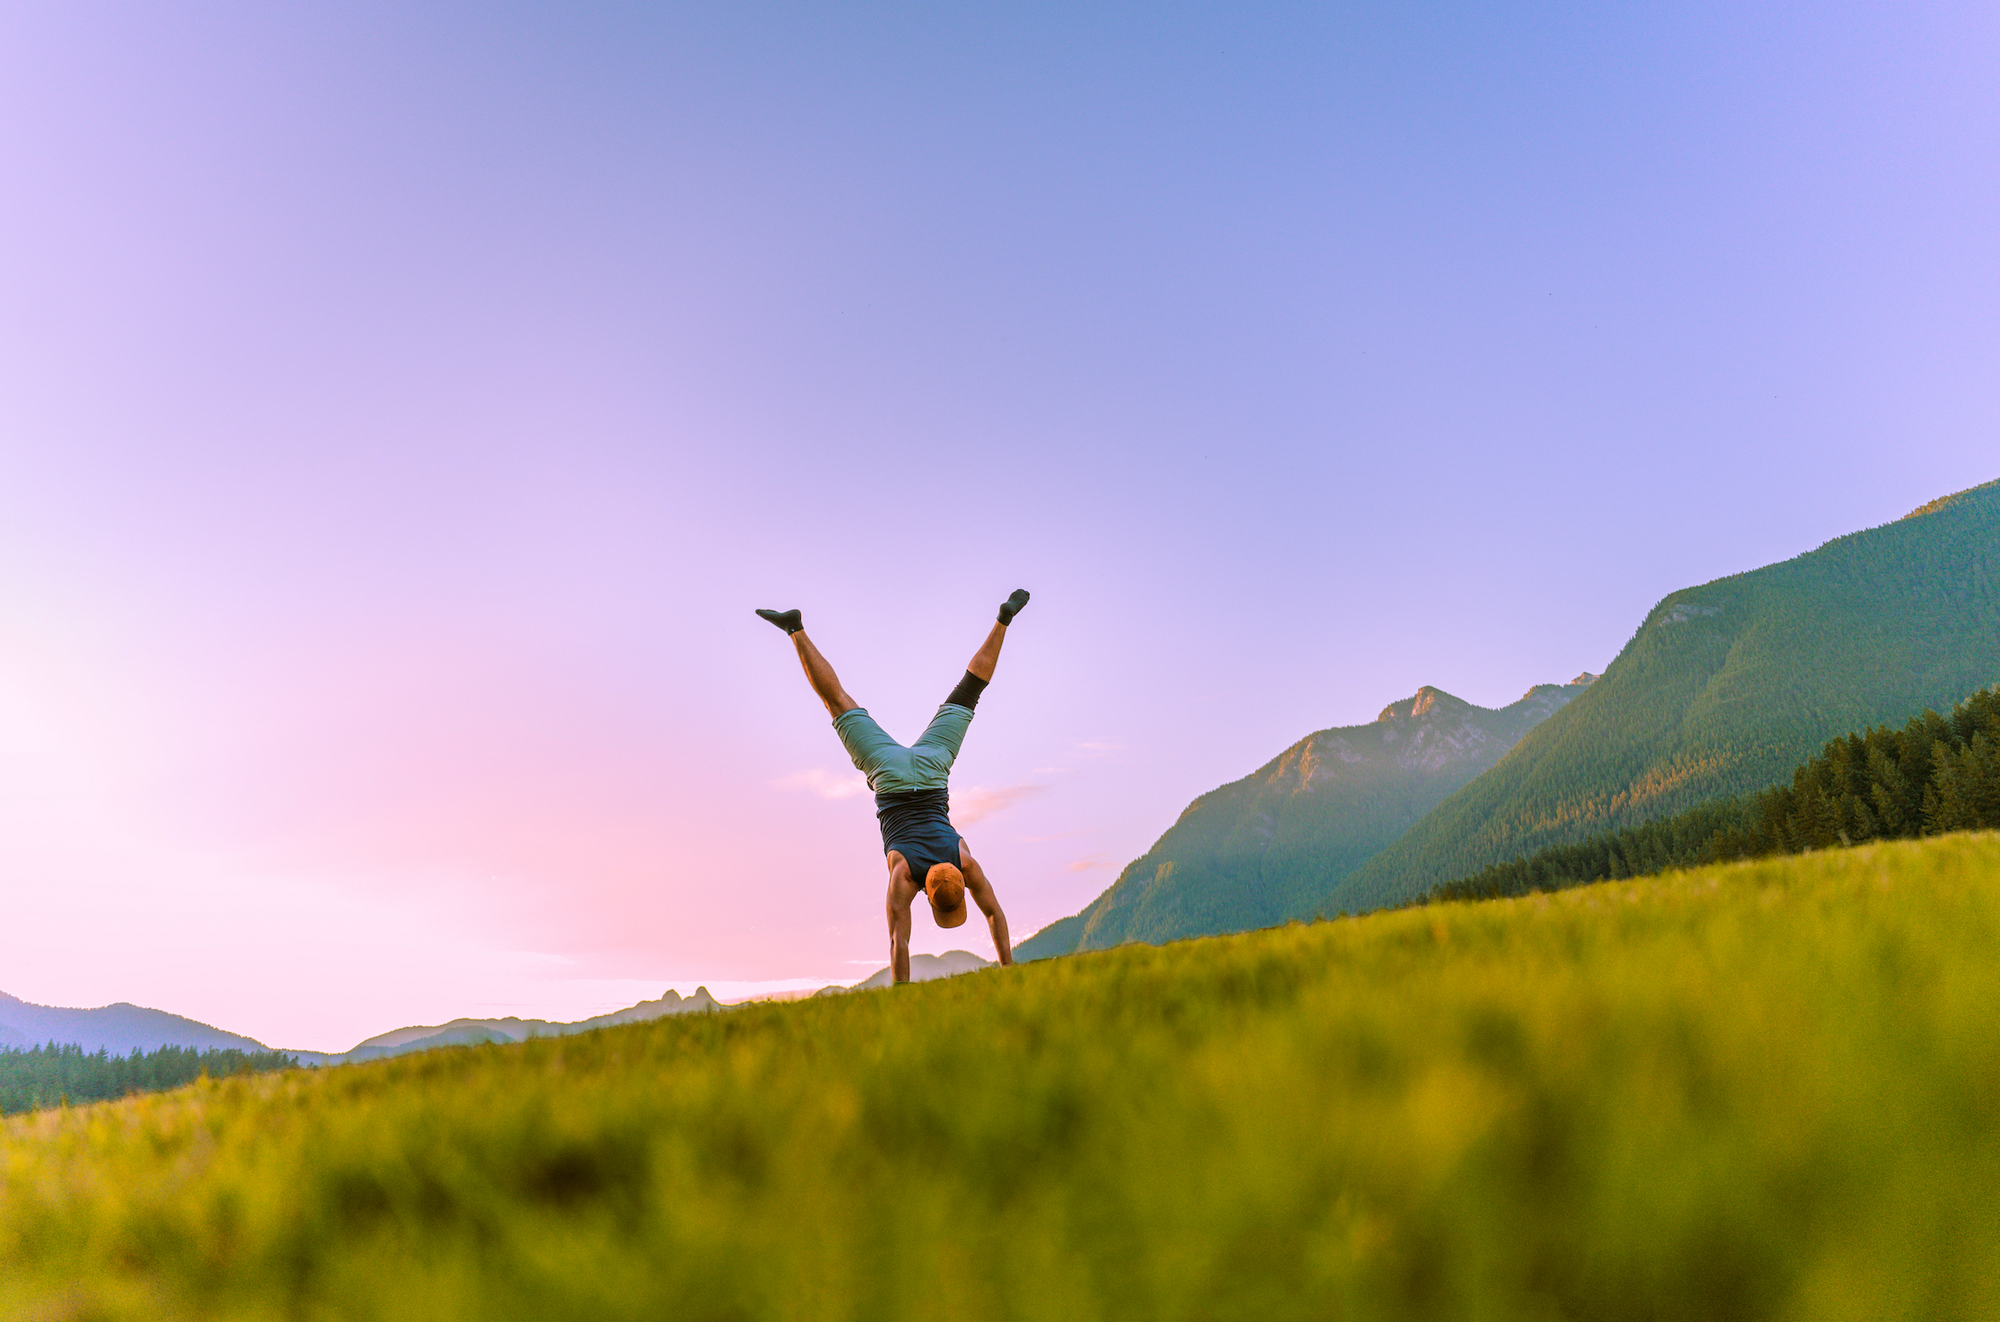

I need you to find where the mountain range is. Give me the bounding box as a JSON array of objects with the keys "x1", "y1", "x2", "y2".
[
  {"x1": 1338, "y1": 476, "x2": 2000, "y2": 909},
  {"x1": 286, "y1": 987, "x2": 726, "y2": 1066},
  {"x1": 1, "y1": 955, "x2": 998, "y2": 1065},
  {"x1": 1026, "y1": 476, "x2": 2000, "y2": 954},
  {"x1": 0, "y1": 991, "x2": 271, "y2": 1055},
  {"x1": 0, "y1": 986, "x2": 722, "y2": 1065},
  {"x1": 818, "y1": 949, "x2": 993, "y2": 993},
  {"x1": 1018, "y1": 678, "x2": 1596, "y2": 959},
  {"x1": 20, "y1": 480, "x2": 1996, "y2": 1049}
]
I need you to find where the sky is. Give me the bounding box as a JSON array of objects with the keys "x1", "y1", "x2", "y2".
[{"x1": 1, "y1": 2, "x2": 1995, "y2": 1051}]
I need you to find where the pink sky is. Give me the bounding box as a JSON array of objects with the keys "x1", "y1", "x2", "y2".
[{"x1": 1, "y1": 4, "x2": 1995, "y2": 1050}]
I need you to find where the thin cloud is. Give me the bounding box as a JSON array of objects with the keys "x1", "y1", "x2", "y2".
[
  {"x1": 1065, "y1": 854, "x2": 1110, "y2": 872},
  {"x1": 1072, "y1": 739, "x2": 1126, "y2": 756},
  {"x1": 773, "y1": 769, "x2": 869, "y2": 800},
  {"x1": 950, "y1": 783, "x2": 1047, "y2": 827}
]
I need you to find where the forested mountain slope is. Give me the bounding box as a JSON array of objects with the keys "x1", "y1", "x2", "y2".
[
  {"x1": 1019, "y1": 678, "x2": 1594, "y2": 958},
  {"x1": 1429, "y1": 684, "x2": 2000, "y2": 905},
  {"x1": 1334, "y1": 477, "x2": 2000, "y2": 911}
]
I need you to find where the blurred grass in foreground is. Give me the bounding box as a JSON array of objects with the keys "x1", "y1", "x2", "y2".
[{"x1": 5, "y1": 835, "x2": 2000, "y2": 1321}]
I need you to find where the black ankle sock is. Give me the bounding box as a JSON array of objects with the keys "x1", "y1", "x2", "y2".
[
  {"x1": 756, "y1": 608, "x2": 803, "y2": 634},
  {"x1": 998, "y1": 588, "x2": 1030, "y2": 625},
  {"x1": 945, "y1": 670, "x2": 989, "y2": 710}
]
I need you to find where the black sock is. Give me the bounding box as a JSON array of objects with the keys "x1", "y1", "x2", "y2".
[
  {"x1": 998, "y1": 588, "x2": 1030, "y2": 625},
  {"x1": 756, "y1": 608, "x2": 803, "y2": 634},
  {"x1": 945, "y1": 670, "x2": 989, "y2": 710}
]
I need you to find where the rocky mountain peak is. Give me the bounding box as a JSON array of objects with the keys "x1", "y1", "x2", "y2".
[{"x1": 1376, "y1": 686, "x2": 1473, "y2": 724}]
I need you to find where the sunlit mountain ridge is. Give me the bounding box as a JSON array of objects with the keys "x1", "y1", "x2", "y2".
[
  {"x1": 1025, "y1": 476, "x2": 2000, "y2": 952},
  {"x1": 1019, "y1": 677, "x2": 1595, "y2": 958},
  {"x1": 1340, "y1": 475, "x2": 2000, "y2": 909}
]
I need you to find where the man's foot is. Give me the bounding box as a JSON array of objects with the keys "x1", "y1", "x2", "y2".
[
  {"x1": 756, "y1": 608, "x2": 804, "y2": 634},
  {"x1": 997, "y1": 589, "x2": 1030, "y2": 625}
]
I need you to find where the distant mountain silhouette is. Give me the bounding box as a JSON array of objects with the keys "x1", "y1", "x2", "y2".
[
  {"x1": 1340, "y1": 477, "x2": 2000, "y2": 909},
  {"x1": 0, "y1": 987, "x2": 724, "y2": 1067},
  {"x1": 289, "y1": 987, "x2": 725, "y2": 1065},
  {"x1": 0, "y1": 991, "x2": 270, "y2": 1055},
  {"x1": 1019, "y1": 678, "x2": 1594, "y2": 959},
  {"x1": 814, "y1": 950, "x2": 993, "y2": 994}
]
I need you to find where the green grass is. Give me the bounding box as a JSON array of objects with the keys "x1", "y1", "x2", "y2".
[{"x1": 8, "y1": 835, "x2": 2000, "y2": 1320}]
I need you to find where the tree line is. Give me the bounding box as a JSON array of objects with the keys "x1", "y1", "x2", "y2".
[
  {"x1": 0, "y1": 1043, "x2": 298, "y2": 1116},
  {"x1": 1433, "y1": 684, "x2": 2000, "y2": 904}
]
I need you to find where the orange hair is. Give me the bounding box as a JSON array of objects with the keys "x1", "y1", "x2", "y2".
[{"x1": 925, "y1": 863, "x2": 968, "y2": 927}]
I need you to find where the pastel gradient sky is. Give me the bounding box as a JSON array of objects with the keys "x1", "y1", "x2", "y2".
[{"x1": 2, "y1": 3, "x2": 1995, "y2": 1050}]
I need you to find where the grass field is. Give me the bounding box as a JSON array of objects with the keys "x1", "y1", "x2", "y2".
[{"x1": 6, "y1": 835, "x2": 2000, "y2": 1321}]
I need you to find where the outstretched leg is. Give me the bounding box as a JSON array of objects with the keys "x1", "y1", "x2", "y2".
[
  {"x1": 756, "y1": 608, "x2": 860, "y2": 717},
  {"x1": 965, "y1": 620, "x2": 1007, "y2": 682},
  {"x1": 971, "y1": 589, "x2": 1030, "y2": 679},
  {"x1": 925, "y1": 590, "x2": 1032, "y2": 754},
  {"x1": 791, "y1": 630, "x2": 858, "y2": 718}
]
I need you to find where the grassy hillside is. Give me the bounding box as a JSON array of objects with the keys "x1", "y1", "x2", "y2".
[
  {"x1": 1335, "y1": 477, "x2": 2000, "y2": 911},
  {"x1": 1019, "y1": 679, "x2": 1591, "y2": 959},
  {"x1": 7, "y1": 835, "x2": 2000, "y2": 1320}
]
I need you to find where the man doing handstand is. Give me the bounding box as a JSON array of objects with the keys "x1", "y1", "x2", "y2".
[{"x1": 756, "y1": 590, "x2": 1030, "y2": 983}]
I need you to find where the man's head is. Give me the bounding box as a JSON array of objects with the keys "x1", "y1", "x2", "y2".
[{"x1": 925, "y1": 863, "x2": 968, "y2": 928}]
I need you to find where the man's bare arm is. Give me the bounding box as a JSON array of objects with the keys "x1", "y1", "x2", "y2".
[
  {"x1": 885, "y1": 854, "x2": 919, "y2": 983},
  {"x1": 960, "y1": 849, "x2": 1013, "y2": 967}
]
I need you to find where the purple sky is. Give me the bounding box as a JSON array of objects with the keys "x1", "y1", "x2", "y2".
[{"x1": 2, "y1": 3, "x2": 1995, "y2": 1050}]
